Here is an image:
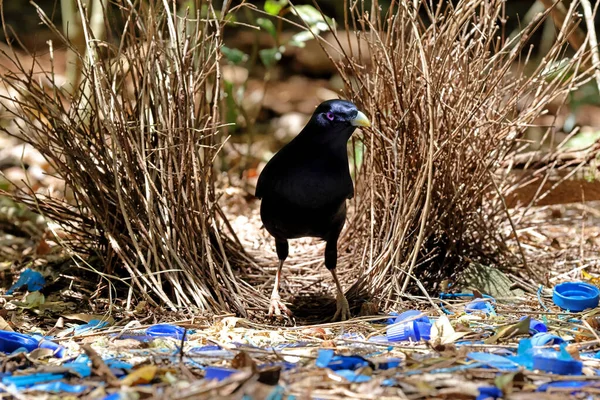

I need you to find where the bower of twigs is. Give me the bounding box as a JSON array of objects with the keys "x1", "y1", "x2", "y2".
[
  {"x1": 0, "y1": 0, "x2": 268, "y2": 316},
  {"x1": 0, "y1": 0, "x2": 596, "y2": 319},
  {"x1": 325, "y1": 0, "x2": 593, "y2": 310}
]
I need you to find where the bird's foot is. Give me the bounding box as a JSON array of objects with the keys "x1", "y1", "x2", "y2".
[
  {"x1": 268, "y1": 295, "x2": 293, "y2": 319},
  {"x1": 332, "y1": 292, "x2": 351, "y2": 321}
]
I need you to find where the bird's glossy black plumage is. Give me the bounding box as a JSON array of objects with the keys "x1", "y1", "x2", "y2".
[{"x1": 256, "y1": 99, "x2": 370, "y2": 320}]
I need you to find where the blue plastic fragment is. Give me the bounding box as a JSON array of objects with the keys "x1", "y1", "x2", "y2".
[
  {"x1": 146, "y1": 324, "x2": 187, "y2": 340},
  {"x1": 6, "y1": 269, "x2": 45, "y2": 295},
  {"x1": 2, "y1": 372, "x2": 64, "y2": 388},
  {"x1": 533, "y1": 348, "x2": 583, "y2": 375},
  {"x1": 111, "y1": 334, "x2": 156, "y2": 343},
  {"x1": 62, "y1": 361, "x2": 91, "y2": 378},
  {"x1": 315, "y1": 349, "x2": 371, "y2": 371},
  {"x1": 395, "y1": 310, "x2": 429, "y2": 324},
  {"x1": 368, "y1": 335, "x2": 389, "y2": 343},
  {"x1": 204, "y1": 366, "x2": 238, "y2": 381},
  {"x1": 520, "y1": 316, "x2": 548, "y2": 335},
  {"x1": 537, "y1": 380, "x2": 591, "y2": 392},
  {"x1": 467, "y1": 352, "x2": 520, "y2": 371},
  {"x1": 531, "y1": 332, "x2": 565, "y2": 347},
  {"x1": 104, "y1": 358, "x2": 133, "y2": 371},
  {"x1": 188, "y1": 345, "x2": 233, "y2": 358},
  {"x1": 27, "y1": 381, "x2": 88, "y2": 393},
  {"x1": 553, "y1": 281, "x2": 600, "y2": 312},
  {"x1": 507, "y1": 338, "x2": 534, "y2": 369},
  {"x1": 465, "y1": 300, "x2": 495, "y2": 315},
  {"x1": 102, "y1": 394, "x2": 123, "y2": 400},
  {"x1": 316, "y1": 349, "x2": 335, "y2": 368},
  {"x1": 386, "y1": 312, "x2": 400, "y2": 324},
  {"x1": 335, "y1": 369, "x2": 372, "y2": 383},
  {"x1": 74, "y1": 320, "x2": 109, "y2": 335},
  {"x1": 476, "y1": 386, "x2": 503, "y2": 400},
  {"x1": 326, "y1": 355, "x2": 370, "y2": 371}
]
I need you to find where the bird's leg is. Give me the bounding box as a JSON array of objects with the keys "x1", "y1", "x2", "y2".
[
  {"x1": 325, "y1": 238, "x2": 351, "y2": 321},
  {"x1": 269, "y1": 241, "x2": 292, "y2": 318},
  {"x1": 330, "y1": 268, "x2": 351, "y2": 321}
]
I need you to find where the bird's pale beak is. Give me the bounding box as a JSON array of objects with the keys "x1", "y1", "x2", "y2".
[{"x1": 351, "y1": 110, "x2": 371, "y2": 127}]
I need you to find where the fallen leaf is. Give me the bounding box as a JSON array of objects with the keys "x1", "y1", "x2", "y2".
[
  {"x1": 13, "y1": 291, "x2": 45, "y2": 309},
  {"x1": 431, "y1": 316, "x2": 468, "y2": 345},
  {"x1": 121, "y1": 365, "x2": 158, "y2": 386},
  {"x1": 485, "y1": 317, "x2": 530, "y2": 344}
]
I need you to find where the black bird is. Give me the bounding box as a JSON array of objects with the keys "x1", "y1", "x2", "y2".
[{"x1": 255, "y1": 99, "x2": 371, "y2": 320}]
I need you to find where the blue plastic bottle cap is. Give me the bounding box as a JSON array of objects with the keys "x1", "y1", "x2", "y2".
[
  {"x1": 204, "y1": 367, "x2": 238, "y2": 381},
  {"x1": 395, "y1": 310, "x2": 429, "y2": 324},
  {"x1": 415, "y1": 321, "x2": 432, "y2": 341},
  {"x1": 520, "y1": 316, "x2": 548, "y2": 334},
  {"x1": 0, "y1": 330, "x2": 40, "y2": 353},
  {"x1": 146, "y1": 324, "x2": 186, "y2": 340},
  {"x1": 531, "y1": 332, "x2": 565, "y2": 347},
  {"x1": 553, "y1": 281, "x2": 600, "y2": 312},
  {"x1": 533, "y1": 354, "x2": 583, "y2": 375},
  {"x1": 387, "y1": 321, "x2": 420, "y2": 342}
]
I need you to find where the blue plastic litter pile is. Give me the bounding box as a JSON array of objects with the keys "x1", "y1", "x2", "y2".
[{"x1": 0, "y1": 278, "x2": 599, "y2": 398}]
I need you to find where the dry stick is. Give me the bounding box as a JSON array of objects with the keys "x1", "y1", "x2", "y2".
[
  {"x1": 400, "y1": 8, "x2": 435, "y2": 294},
  {"x1": 581, "y1": 0, "x2": 600, "y2": 92}
]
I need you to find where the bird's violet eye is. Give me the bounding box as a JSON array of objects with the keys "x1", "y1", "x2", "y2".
[{"x1": 326, "y1": 112, "x2": 334, "y2": 121}]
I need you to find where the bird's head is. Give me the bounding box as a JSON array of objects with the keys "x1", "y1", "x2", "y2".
[{"x1": 305, "y1": 100, "x2": 371, "y2": 144}]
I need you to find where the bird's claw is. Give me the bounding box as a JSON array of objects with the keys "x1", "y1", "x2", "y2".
[
  {"x1": 332, "y1": 292, "x2": 351, "y2": 321},
  {"x1": 268, "y1": 295, "x2": 293, "y2": 319}
]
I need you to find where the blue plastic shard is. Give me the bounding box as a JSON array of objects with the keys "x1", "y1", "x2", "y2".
[
  {"x1": 63, "y1": 361, "x2": 92, "y2": 378},
  {"x1": 7, "y1": 269, "x2": 45, "y2": 295},
  {"x1": 204, "y1": 366, "x2": 238, "y2": 381},
  {"x1": 74, "y1": 320, "x2": 109, "y2": 335},
  {"x1": 315, "y1": 350, "x2": 372, "y2": 371},
  {"x1": 146, "y1": 324, "x2": 186, "y2": 340},
  {"x1": 102, "y1": 393, "x2": 123, "y2": 400},
  {"x1": 188, "y1": 345, "x2": 234, "y2": 358},
  {"x1": 316, "y1": 349, "x2": 335, "y2": 368},
  {"x1": 27, "y1": 381, "x2": 88, "y2": 393},
  {"x1": 467, "y1": 352, "x2": 520, "y2": 371},
  {"x1": 335, "y1": 369, "x2": 371, "y2": 383},
  {"x1": 476, "y1": 386, "x2": 503, "y2": 400},
  {"x1": 2, "y1": 373, "x2": 64, "y2": 388},
  {"x1": 465, "y1": 300, "x2": 495, "y2": 315},
  {"x1": 537, "y1": 380, "x2": 592, "y2": 392}
]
